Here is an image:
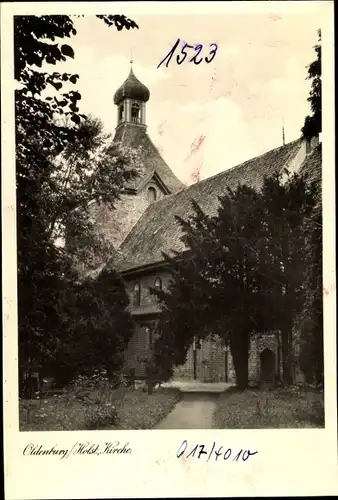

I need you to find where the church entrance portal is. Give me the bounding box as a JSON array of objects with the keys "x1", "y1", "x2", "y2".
[{"x1": 260, "y1": 348, "x2": 276, "y2": 383}]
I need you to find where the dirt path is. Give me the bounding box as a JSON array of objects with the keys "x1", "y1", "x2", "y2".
[{"x1": 155, "y1": 392, "x2": 219, "y2": 429}]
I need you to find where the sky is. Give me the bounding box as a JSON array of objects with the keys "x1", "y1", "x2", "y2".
[{"x1": 49, "y1": 12, "x2": 321, "y2": 185}]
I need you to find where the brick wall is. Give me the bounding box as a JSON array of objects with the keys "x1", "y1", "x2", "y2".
[
  {"x1": 123, "y1": 307, "x2": 310, "y2": 386},
  {"x1": 227, "y1": 352, "x2": 236, "y2": 383},
  {"x1": 123, "y1": 267, "x2": 285, "y2": 386},
  {"x1": 248, "y1": 336, "x2": 260, "y2": 384},
  {"x1": 89, "y1": 179, "x2": 167, "y2": 250},
  {"x1": 173, "y1": 333, "x2": 280, "y2": 385},
  {"x1": 122, "y1": 270, "x2": 171, "y2": 378},
  {"x1": 249, "y1": 333, "x2": 279, "y2": 385},
  {"x1": 174, "y1": 337, "x2": 230, "y2": 382},
  {"x1": 124, "y1": 321, "x2": 287, "y2": 385}
]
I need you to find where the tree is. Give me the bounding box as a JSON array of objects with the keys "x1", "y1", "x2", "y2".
[
  {"x1": 258, "y1": 171, "x2": 318, "y2": 384},
  {"x1": 15, "y1": 16, "x2": 140, "y2": 265},
  {"x1": 297, "y1": 196, "x2": 323, "y2": 385},
  {"x1": 301, "y1": 29, "x2": 321, "y2": 141},
  {"x1": 47, "y1": 114, "x2": 142, "y2": 274},
  {"x1": 153, "y1": 186, "x2": 265, "y2": 389},
  {"x1": 16, "y1": 15, "x2": 139, "y2": 394},
  {"x1": 299, "y1": 29, "x2": 323, "y2": 384},
  {"x1": 152, "y1": 173, "x2": 318, "y2": 388},
  {"x1": 48, "y1": 269, "x2": 134, "y2": 387},
  {"x1": 17, "y1": 113, "x2": 140, "y2": 391}
]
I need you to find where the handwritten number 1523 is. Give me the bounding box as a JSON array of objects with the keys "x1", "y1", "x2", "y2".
[{"x1": 157, "y1": 38, "x2": 218, "y2": 69}]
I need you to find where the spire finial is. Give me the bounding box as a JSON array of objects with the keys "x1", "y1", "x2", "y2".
[
  {"x1": 130, "y1": 48, "x2": 133, "y2": 66},
  {"x1": 281, "y1": 112, "x2": 285, "y2": 146}
]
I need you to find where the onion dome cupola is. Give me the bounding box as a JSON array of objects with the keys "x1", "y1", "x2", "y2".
[
  {"x1": 114, "y1": 65, "x2": 150, "y2": 127},
  {"x1": 114, "y1": 66, "x2": 150, "y2": 104}
]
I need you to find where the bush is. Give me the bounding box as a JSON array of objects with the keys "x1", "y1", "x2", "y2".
[
  {"x1": 72, "y1": 371, "x2": 130, "y2": 430},
  {"x1": 83, "y1": 402, "x2": 118, "y2": 430},
  {"x1": 19, "y1": 370, "x2": 131, "y2": 431},
  {"x1": 69, "y1": 370, "x2": 129, "y2": 404},
  {"x1": 47, "y1": 270, "x2": 134, "y2": 389},
  {"x1": 70, "y1": 370, "x2": 110, "y2": 389},
  {"x1": 141, "y1": 351, "x2": 173, "y2": 394}
]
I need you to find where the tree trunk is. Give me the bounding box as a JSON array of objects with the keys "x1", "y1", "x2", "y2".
[
  {"x1": 230, "y1": 334, "x2": 249, "y2": 389},
  {"x1": 281, "y1": 324, "x2": 293, "y2": 385}
]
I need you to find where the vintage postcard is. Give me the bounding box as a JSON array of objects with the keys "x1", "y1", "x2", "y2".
[{"x1": 2, "y1": 1, "x2": 336, "y2": 498}]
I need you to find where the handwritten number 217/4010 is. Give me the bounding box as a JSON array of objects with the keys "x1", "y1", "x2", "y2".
[{"x1": 157, "y1": 39, "x2": 218, "y2": 68}]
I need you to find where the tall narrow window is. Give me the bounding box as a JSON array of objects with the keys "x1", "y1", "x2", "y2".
[
  {"x1": 147, "y1": 186, "x2": 157, "y2": 203},
  {"x1": 145, "y1": 326, "x2": 152, "y2": 345},
  {"x1": 118, "y1": 104, "x2": 124, "y2": 123},
  {"x1": 154, "y1": 277, "x2": 162, "y2": 291},
  {"x1": 133, "y1": 282, "x2": 141, "y2": 306},
  {"x1": 131, "y1": 103, "x2": 140, "y2": 123}
]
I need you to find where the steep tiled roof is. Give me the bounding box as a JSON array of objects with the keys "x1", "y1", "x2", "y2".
[
  {"x1": 108, "y1": 138, "x2": 308, "y2": 273},
  {"x1": 114, "y1": 123, "x2": 185, "y2": 194},
  {"x1": 299, "y1": 143, "x2": 322, "y2": 190}
]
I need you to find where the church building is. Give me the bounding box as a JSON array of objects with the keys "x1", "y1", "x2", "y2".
[{"x1": 89, "y1": 66, "x2": 322, "y2": 386}]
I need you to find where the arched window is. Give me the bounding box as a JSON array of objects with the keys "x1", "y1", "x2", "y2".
[
  {"x1": 154, "y1": 277, "x2": 162, "y2": 291},
  {"x1": 147, "y1": 186, "x2": 157, "y2": 203},
  {"x1": 118, "y1": 104, "x2": 124, "y2": 123},
  {"x1": 131, "y1": 103, "x2": 140, "y2": 123},
  {"x1": 133, "y1": 282, "x2": 141, "y2": 306}
]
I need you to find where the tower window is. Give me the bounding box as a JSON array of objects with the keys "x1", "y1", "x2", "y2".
[
  {"x1": 147, "y1": 186, "x2": 157, "y2": 203},
  {"x1": 154, "y1": 277, "x2": 162, "y2": 291},
  {"x1": 118, "y1": 104, "x2": 124, "y2": 123},
  {"x1": 145, "y1": 325, "x2": 152, "y2": 345},
  {"x1": 133, "y1": 282, "x2": 141, "y2": 306},
  {"x1": 131, "y1": 103, "x2": 140, "y2": 123}
]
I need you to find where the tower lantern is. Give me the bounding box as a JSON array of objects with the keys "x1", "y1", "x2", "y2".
[{"x1": 113, "y1": 64, "x2": 150, "y2": 127}]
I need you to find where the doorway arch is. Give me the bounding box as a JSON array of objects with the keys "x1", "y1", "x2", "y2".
[{"x1": 260, "y1": 348, "x2": 276, "y2": 383}]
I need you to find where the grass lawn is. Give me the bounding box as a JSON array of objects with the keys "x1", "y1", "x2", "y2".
[
  {"x1": 213, "y1": 386, "x2": 324, "y2": 429},
  {"x1": 19, "y1": 386, "x2": 181, "y2": 431}
]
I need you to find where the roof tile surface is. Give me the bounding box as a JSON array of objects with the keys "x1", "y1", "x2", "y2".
[
  {"x1": 109, "y1": 138, "x2": 322, "y2": 273},
  {"x1": 114, "y1": 123, "x2": 185, "y2": 194}
]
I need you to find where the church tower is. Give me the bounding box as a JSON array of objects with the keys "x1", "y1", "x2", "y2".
[
  {"x1": 86, "y1": 64, "x2": 185, "y2": 264},
  {"x1": 112, "y1": 64, "x2": 184, "y2": 199},
  {"x1": 113, "y1": 65, "x2": 150, "y2": 128}
]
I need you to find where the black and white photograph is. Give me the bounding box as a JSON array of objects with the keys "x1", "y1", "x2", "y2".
[
  {"x1": 9, "y1": 5, "x2": 329, "y2": 429},
  {"x1": 2, "y1": 1, "x2": 336, "y2": 498}
]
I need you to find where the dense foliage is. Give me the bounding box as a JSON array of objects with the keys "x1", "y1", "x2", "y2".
[
  {"x1": 301, "y1": 29, "x2": 321, "y2": 141},
  {"x1": 16, "y1": 15, "x2": 139, "y2": 395},
  {"x1": 299, "y1": 28, "x2": 323, "y2": 383},
  {"x1": 48, "y1": 270, "x2": 134, "y2": 387},
  {"x1": 297, "y1": 198, "x2": 323, "y2": 384}
]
